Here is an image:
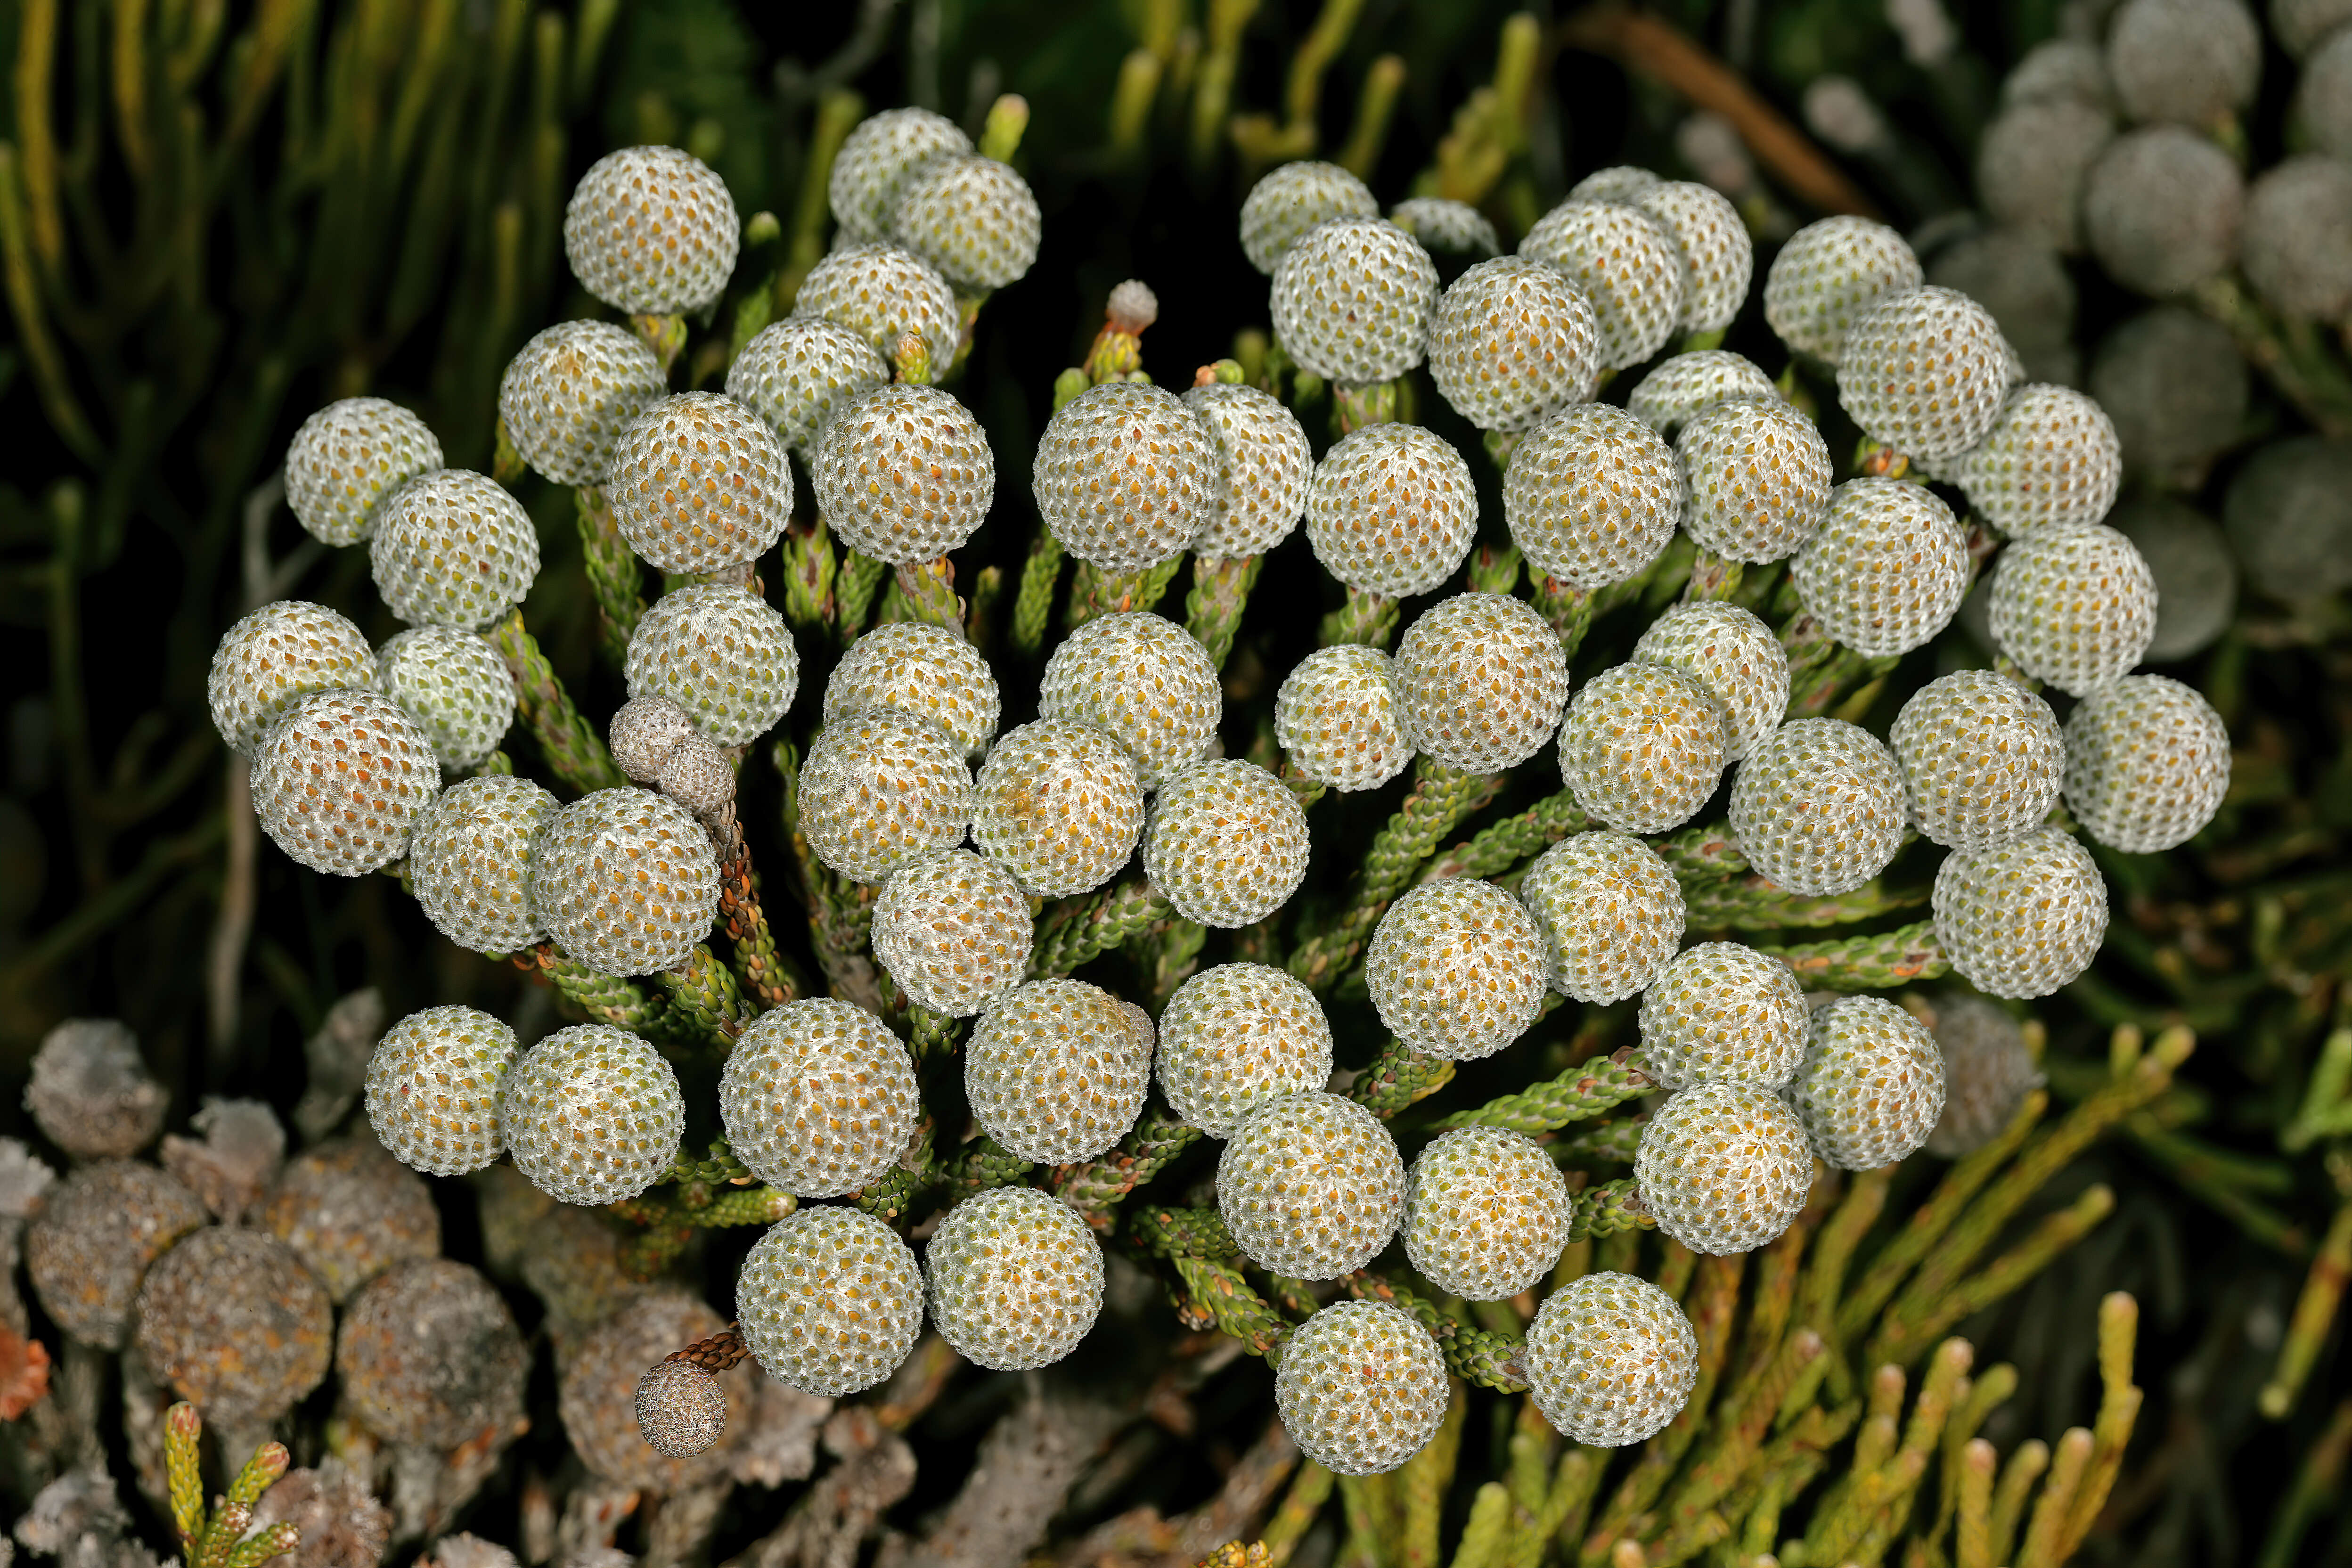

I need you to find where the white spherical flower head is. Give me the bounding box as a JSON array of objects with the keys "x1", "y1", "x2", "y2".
[
  {"x1": 1636, "y1": 942, "x2": 1810, "y2": 1090},
  {"x1": 1304, "y1": 423, "x2": 1479, "y2": 597},
  {"x1": 1388, "y1": 197, "x2": 1502, "y2": 257},
  {"x1": 815, "y1": 384, "x2": 996, "y2": 565},
  {"x1": 1986, "y1": 522, "x2": 2159, "y2": 698},
  {"x1": 285, "y1": 398, "x2": 444, "y2": 545},
  {"x1": 825, "y1": 620, "x2": 1001, "y2": 760},
  {"x1": 1952, "y1": 384, "x2": 2123, "y2": 538},
  {"x1": 1144, "y1": 760, "x2": 1312, "y2": 928},
  {"x1": 607, "y1": 392, "x2": 794, "y2": 576},
  {"x1": 498, "y1": 320, "x2": 668, "y2": 487},
  {"x1": 1729, "y1": 719, "x2": 1907, "y2": 898},
  {"x1": 1572, "y1": 166, "x2": 1661, "y2": 204},
  {"x1": 720, "y1": 999, "x2": 920, "y2": 1197},
  {"x1": 1791, "y1": 478, "x2": 1970, "y2": 659},
  {"x1": 209, "y1": 600, "x2": 376, "y2": 755},
  {"x1": 735, "y1": 1208, "x2": 924, "y2": 1396},
  {"x1": 1630, "y1": 602, "x2": 1788, "y2": 762},
  {"x1": 1634, "y1": 1082, "x2": 1814, "y2": 1254},
  {"x1": 1426, "y1": 256, "x2": 1603, "y2": 432},
  {"x1": 1240, "y1": 161, "x2": 1380, "y2": 273},
  {"x1": 1275, "y1": 1301, "x2": 1450, "y2": 1475},
  {"x1": 1156, "y1": 963, "x2": 1335, "y2": 1138},
  {"x1": 1503, "y1": 402, "x2": 1684, "y2": 590},
  {"x1": 1676, "y1": 397, "x2": 1833, "y2": 564},
  {"x1": 252, "y1": 689, "x2": 441, "y2": 877},
  {"x1": 500, "y1": 1024, "x2": 683, "y2": 1206},
  {"x1": 726, "y1": 316, "x2": 892, "y2": 454},
  {"x1": 375, "y1": 626, "x2": 516, "y2": 770},
  {"x1": 1786, "y1": 996, "x2": 1947, "y2": 1169},
  {"x1": 408, "y1": 775, "x2": 558, "y2": 955},
  {"x1": 2061, "y1": 674, "x2": 2230, "y2": 853},
  {"x1": 829, "y1": 107, "x2": 974, "y2": 239},
  {"x1": 1888, "y1": 670, "x2": 2065, "y2": 851},
  {"x1": 370, "y1": 471, "x2": 542, "y2": 630},
  {"x1": 1033, "y1": 381, "x2": 1214, "y2": 574},
  {"x1": 964, "y1": 980, "x2": 1153, "y2": 1164},
  {"x1": 1276, "y1": 644, "x2": 1415, "y2": 792},
  {"x1": 1626, "y1": 351, "x2": 1780, "y2": 438},
  {"x1": 890, "y1": 154, "x2": 1042, "y2": 292},
  {"x1": 1635, "y1": 180, "x2": 1754, "y2": 334},
  {"x1": 1218, "y1": 1092, "x2": 1404, "y2": 1279},
  {"x1": 799, "y1": 711, "x2": 973, "y2": 887},
  {"x1": 1556, "y1": 662, "x2": 1727, "y2": 835},
  {"x1": 366, "y1": 1005, "x2": 519, "y2": 1177},
  {"x1": 1518, "y1": 200, "x2": 1686, "y2": 370},
  {"x1": 1517, "y1": 831, "x2": 1686, "y2": 1004},
  {"x1": 924, "y1": 1187, "x2": 1105, "y2": 1371},
  {"x1": 792, "y1": 243, "x2": 961, "y2": 372},
  {"x1": 1271, "y1": 217, "x2": 1441, "y2": 385},
  {"x1": 1932, "y1": 826, "x2": 2110, "y2": 1000},
  {"x1": 1762, "y1": 216, "x2": 1922, "y2": 364},
  {"x1": 1523, "y1": 1272, "x2": 1699, "y2": 1446},
  {"x1": 1836, "y1": 286, "x2": 2013, "y2": 464},
  {"x1": 1038, "y1": 612, "x2": 1222, "y2": 790},
  {"x1": 1183, "y1": 382, "x2": 1315, "y2": 558},
  {"x1": 872, "y1": 849, "x2": 1034, "y2": 1017},
  {"x1": 564, "y1": 145, "x2": 740, "y2": 315},
  {"x1": 1392, "y1": 593, "x2": 1572, "y2": 775},
  {"x1": 1366, "y1": 880, "x2": 1548, "y2": 1062},
  {"x1": 1402, "y1": 1127, "x2": 1572, "y2": 1300},
  {"x1": 970, "y1": 719, "x2": 1146, "y2": 898},
  {"x1": 530, "y1": 787, "x2": 719, "y2": 976},
  {"x1": 624, "y1": 584, "x2": 800, "y2": 748}
]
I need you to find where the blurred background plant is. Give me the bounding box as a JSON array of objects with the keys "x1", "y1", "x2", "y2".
[{"x1": 2, "y1": 0, "x2": 2350, "y2": 1565}]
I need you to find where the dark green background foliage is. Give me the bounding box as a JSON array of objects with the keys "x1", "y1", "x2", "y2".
[{"x1": 2, "y1": 1, "x2": 2350, "y2": 1563}]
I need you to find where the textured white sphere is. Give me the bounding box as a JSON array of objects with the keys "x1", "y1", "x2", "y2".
[
  {"x1": 871, "y1": 849, "x2": 1033, "y2": 1017},
  {"x1": 735, "y1": 1208, "x2": 924, "y2": 1396},
  {"x1": 924, "y1": 1187, "x2": 1105, "y2": 1371},
  {"x1": 1038, "y1": 612, "x2": 1222, "y2": 790},
  {"x1": 719, "y1": 999, "x2": 921, "y2": 1197},
  {"x1": 2061, "y1": 674, "x2": 2230, "y2": 853},
  {"x1": 1786, "y1": 996, "x2": 1948, "y2": 1169},
  {"x1": 365, "y1": 1005, "x2": 519, "y2": 1177},
  {"x1": 825, "y1": 620, "x2": 1001, "y2": 761},
  {"x1": 530, "y1": 787, "x2": 719, "y2": 976},
  {"x1": 1634, "y1": 1082, "x2": 1814, "y2": 1254},
  {"x1": 1931, "y1": 827, "x2": 2110, "y2": 1000},
  {"x1": 1155, "y1": 964, "x2": 1335, "y2": 1138},
  {"x1": 1401, "y1": 1127, "x2": 1572, "y2": 1300},
  {"x1": 407, "y1": 775, "x2": 557, "y2": 955},
  {"x1": 498, "y1": 320, "x2": 668, "y2": 486},
  {"x1": 208, "y1": 600, "x2": 376, "y2": 756},
  {"x1": 1630, "y1": 602, "x2": 1788, "y2": 762},
  {"x1": 1275, "y1": 1302, "x2": 1450, "y2": 1475},
  {"x1": 252, "y1": 689, "x2": 441, "y2": 876},
  {"x1": 564, "y1": 145, "x2": 739, "y2": 315},
  {"x1": 1728, "y1": 719, "x2": 1907, "y2": 898},
  {"x1": 1516, "y1": 831, "x2": 1686, "y2": 1004},
  {"x1": 1183, "y1": 383, "x2": 1315, "y2": 558},
  {"x1": 1523, "y1": 1272, "x2": 1699, "y2": 1446},
  {"x1": 1217, "y1": 1092, "x2": 1404, "y2": 1280},
  {"x1": 285, "y1": 398, "x2": 444, "y2": 545},
  {"x1": 1143, "y1": 760, "x2": 1312, "y2": 928},
  {"x1": 1636, "y1": 942, "x2": 1811, "y2": 1090},
  {"x1": 1275, "y1": 644, "x2": 1416, "y2": 792},
  {"x1": 1888, "y1": 670, "x2": 2065, "y2": 851},
  {"x1": 625, "y1": 584, "x2": 800, "y2": 748},
  {"x1": 1392, "y1": 593, "x2": 1572, "y2": 775},
  {"x1": 369, "y1": 471, "x2": 542, "y2": 630},
  {"x1": 1270, "y1": 218, "x2": 1440, "y2": 384},
  {"x1": 1303, "y1": 424, "x2": 1480, "y2": 598},
  {"x1": 1365, "y1": 880, "x2": 1549, "y2": 1062},
  {"x1": 1503, "y1": 402, "x2": 1684, "y2": 590},
  {"x1": 374, "y1": 626, "x2": 515, "y2": 770},
  {"x1": 500, "y1": 1024, "x2": 683, "y2": 1206},
  {"x1": 1556, "y1": 662, "x2": 1727, "y2": 834},
  {"x1": 964, "y1": 980, "x2": 1153, "y2": 1164},
  {"x1": 798, "y1": 711, "x2": 973, "y2": 886}
]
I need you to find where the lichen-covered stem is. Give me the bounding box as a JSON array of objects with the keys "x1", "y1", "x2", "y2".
[{"x1": 490, "y1": 610, "x2": 628, "y2": 794}]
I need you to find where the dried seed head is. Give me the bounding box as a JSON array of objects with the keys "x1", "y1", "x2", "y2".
[
  {"x1": 2083, "y1": 128, "x2": 2243, "y2": 297},
  {"x1": 1517, "y1": 831, "x2": 1687, "y2": 1004},
  {"x1": 566, "y1": 1291, "x2": 749, "y2": 1486},
  {"x1": 261, "y1": 1136, "x2": 441, "y2": 1304},
  {"x1": 336, "y1": 1259, "x2": 525, "y2": 1448},
  {"x1": 138, "y1": 1227, "x2": 333, "y2": 1426},
  {"x1": 635, "y1": 1358, "x2": 729, "y2": 1460},
  {"x1": 1925, "y1": 992, "x2": 2045, "y2": 1156},
  {"x1": 25, "y1": 1161, "x2": 207, "y2": 1348},
  {"x1": 24, "y1": 1020, "x2": 166, "y2": 1161}
]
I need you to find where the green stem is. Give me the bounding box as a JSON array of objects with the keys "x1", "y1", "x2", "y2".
[
  {"x1": 1759, "y1": 920, "x2": 1949, "y2": 990},
  {"x1": 1289, "y1": 759, "x2": 1504, "y2": 992},
  {"x1": 1431, "y1": 1048, "x2": 1652, "y2": 1134},
  {"x1": 575, "y1": 484, "x2": 642, "y2": 666},
  {"x1": 1184, "y1": 552, "x2": 1263, "y2": 672},
  {"x1": 490, "y1": 609, "x2": 628, "y2": 794}
]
